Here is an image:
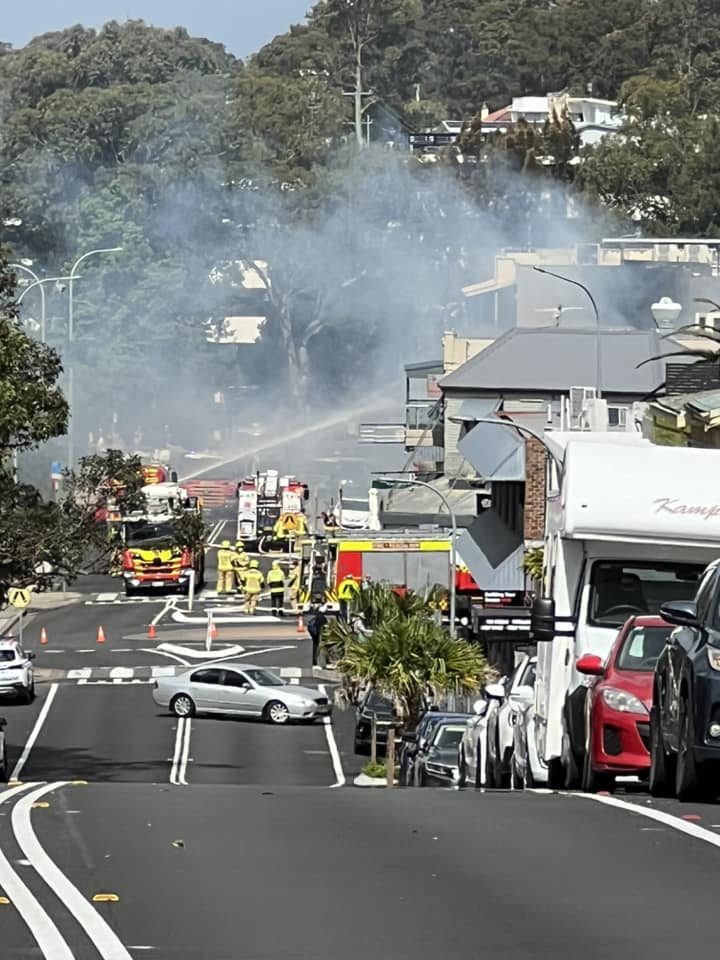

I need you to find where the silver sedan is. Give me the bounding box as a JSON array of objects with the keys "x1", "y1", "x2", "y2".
[{"x1": 152, "y1": 662, "x2": 332, "y2": 725}]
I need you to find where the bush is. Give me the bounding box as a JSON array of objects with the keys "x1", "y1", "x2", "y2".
[{"x1": 362, "y1": 760, "x2": 388, "y2": 778}]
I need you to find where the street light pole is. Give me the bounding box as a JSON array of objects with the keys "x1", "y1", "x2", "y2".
[
  {"x1": 66, "y1": 247, "x2": 122, "y2": 468},
  {"x1": 16, "y1": 274, "x2": 78, "y2": 343},
  {"x1": 533, "y1": 265, "x2": 601, "y2": 392},
  {"x1": 375, "y1": 476, "x2": 458, "y2": 637}
]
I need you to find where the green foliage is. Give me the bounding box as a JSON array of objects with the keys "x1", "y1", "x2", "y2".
[
  {"x1": 523, "y1": 547, "x2": 544, "y2": 584},
  {"x1": 362, "y1": 760, "x2": 397, "y2": 778}
]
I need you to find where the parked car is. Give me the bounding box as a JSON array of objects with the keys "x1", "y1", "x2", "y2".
[
  {"x1": 413, "y1": 720, "x2": 467, "y2": 786},
  {"x1": 354, "y1": 688, "x2": 393, "y2": 755},
  {"x1": 0, "y1": 718, "x2": 7, "y2": 781},
  {"x1": 510, "y1": 669, "x2": 546, "y2": 789},
  {"x1": 576, "y1": 615, "x2": 672, "y2": 792},
  {"x1": 650, "y1": 559, "x2": 720, "y2": 800},
  {"x1": 152, "y1": 663, "x2": 331, "y2": 724},
  {"x1": 399, "y1": 710, "x2": 470, "y2": 785},
  {"x1": 0, "y1": 640, "x2": 35, "y2": 704},
  {"x1": 457, "y1": 698, "x2": 491, "y2": 787},
  {"x1": 485, "y1": 655, "x2": 537, "y2": 788}
]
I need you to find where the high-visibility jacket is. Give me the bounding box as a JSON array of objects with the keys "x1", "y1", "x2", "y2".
[
  {"x1": 267, "y1": 568, "x2": 285, "y2": 593},
  {"x1": 233, "y1": 552, "x2": 249, "y2": 570},
  {"x1": 243, "y1": 569, "x2": 264, "y2": 595},
  {"x1": 287, "y1": 565, "x2": 301, "y2": 588},
  {"x1": 338, "y1": 577, "x2": 359, "y2": 601},
  {"x1": 217, "y1": 548, "x2": 234, "y2": 572}
]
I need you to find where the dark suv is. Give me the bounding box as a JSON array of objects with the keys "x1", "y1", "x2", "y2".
[{"x1": 651, "y1": 559, "x2": 720, "y2": 801}]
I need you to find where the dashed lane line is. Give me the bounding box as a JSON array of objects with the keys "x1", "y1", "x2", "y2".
[{"x1": 34, "y1": 665, "x2": 326, "y2": 685}]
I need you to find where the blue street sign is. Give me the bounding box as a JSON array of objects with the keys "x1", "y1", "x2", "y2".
[{"x1": 51, "y1": 461, "x2": 63, "y2": 480}]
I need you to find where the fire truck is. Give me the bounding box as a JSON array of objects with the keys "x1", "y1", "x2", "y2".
[
  {"x1": 182, "y1": 479, "x2": 237, "y2": 512},
  {"x1": 297, "y1": 532, "x2": 481, "y2": 621},
  {"x1": 98, "y1": 461, "x2": 178, "y2": 525},
  {"x1": 120, "y1": 482, "x2": 205, "y2": 596},
  {"x1": 236, "y1": 470, "x2": 309, "y2": 551}
]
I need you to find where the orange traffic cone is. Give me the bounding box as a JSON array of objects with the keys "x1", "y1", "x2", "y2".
[
  {"x1": 210, "y1": 619, "x2": 218, "y2": 640},
  {"x1": 40, "y1": 628, "x2": 49, "y2": 646},
  {"x1": 148, "y1": 623, "x2": 156, "y2": 640},
  {"x1": 296, "y1": 614, "x2": 305, "y2": 634},
  {"x1": 96, "y1": 625, "x2": 106, "y2": 644}
]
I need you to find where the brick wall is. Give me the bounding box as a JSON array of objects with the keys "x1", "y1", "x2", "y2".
[{"x1": 523, "y1": 438, "x2": 546, "y2": 540}]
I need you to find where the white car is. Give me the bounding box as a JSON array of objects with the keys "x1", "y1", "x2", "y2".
[
  {"x1": 334, "y1": 498, "x2": 370, "y2": 530},
  {"x1": 457, "y1": 698, "x2": 490, "y2": 787},
  {"x1": 485, "y1": 656, "x2": 537, "y2": 788},
  {"x1": 0, "y1": 641, "x2": 35, "y2": 703},
  {"x1": 511, "y1": 699, "x2": 548, "y2": 789}
]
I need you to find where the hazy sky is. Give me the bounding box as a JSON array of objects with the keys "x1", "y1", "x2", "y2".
[{"x1": 5, "y1": 1, "x2": 312, "y2": 58}]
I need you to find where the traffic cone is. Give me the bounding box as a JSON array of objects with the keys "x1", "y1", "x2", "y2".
[
  {"x1": 296, "y1": 614, "x2": 305, "y2": 634},
  {"x1": 96, "y1": 626, "x2": 106, "y2": 644},
  {"x1": 40, "y1": 628, "x2": 49, "y2": 646},
  {"x1": 210, "y1": 619, "x2": 218, "y2": 640},
  {"x1": 148, "y1": 623, "x2": 156, "y2": 640}
]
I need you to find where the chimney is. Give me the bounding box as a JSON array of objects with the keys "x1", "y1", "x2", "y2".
[{"x1": 480, "y1": 102, "x2": 489, "y2": 121}]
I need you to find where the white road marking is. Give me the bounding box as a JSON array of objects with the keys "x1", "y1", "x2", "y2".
[
  {"x1": 111, "y1": 648, "x2": 132, "y2": 654},
  {"x1": 76, "y1": 649, "x2": 96, "y2": 654},
  {"x1": 151, "y1": 666, "x2": 177, "y2": 677},
  {"x1": 578, "y1": 792, "x2": 720, "y2": 848},
  {"x1": 13, "y1": 782, "x2": 134, "y2": 959},
  {"x1": 109, "y1": 667, "x2": 134, "y2": 679},
  {"x1": 140, "y1": 647, "x2": 190, "y2": 667},
  {"x1": 67, "y1": 668, "x2": 92, "y2": 679},
  {"x1": 282, "y1": 667, "x2": 302, "y2": 678},
  {"x1": 318, "y1": 684, "x2": 345, "y2": 789},
  {"x1": 235, "y1": 646, "x2": 297, "y2": 660},
  {"x1": 41, "y1": 650, "x2": 64, "y2": 655},
  {"x1": 151, "y1": 600, "x2": 175, "y2": 627},
  {"x1": 156, "y1": 642, "x2": 245, "y2": 661},
  {"x1": 11, "y1": 684, "x2": 59, "y2": 781},
  {"x1": 96, "y1": 592, "x2": 118, "y2": 602},
  {"x1": 0, "y1": 783, "x2": 76, "y2": 959},
  {"x1": 170, "y1": 719, "x2": 191, "y2": 785}
]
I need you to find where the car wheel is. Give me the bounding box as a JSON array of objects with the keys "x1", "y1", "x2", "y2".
[
  {"x1": 511, "y1": 755, "x2": 523, "y2": 790},
  {"x1": 581, "y1": 743, "x2": 614, "y2": 793},
  {"x1": 171, "y1": 694, "x2": 195, "y2": 718},
  {"x1": 264, "y1": 700, "x2": 290, "y2": 725},
  {"x1": 675, "y1": 697, "x2": 715, "y2": 801},
  {"x1": 499, "y1": 746, "x2": 513, "y2": 789},
  {"x1": 474, "y1": 743, "x2": 483, "y2": 788},
  {"x1": 648, "y1": 704, "x2": 674, "y2": 797},
  {"x1": 458, "y1": 749, "x2": 467, "y2": 788}
]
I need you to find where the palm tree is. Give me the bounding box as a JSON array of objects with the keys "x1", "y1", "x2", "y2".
[{"x1": 335, "y1": 611, "x2": 489, "y2": 731}]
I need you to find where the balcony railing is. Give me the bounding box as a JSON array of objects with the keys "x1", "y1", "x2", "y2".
[{"x1": 358, "y1": 422, "x2": 405, "y2": 444}]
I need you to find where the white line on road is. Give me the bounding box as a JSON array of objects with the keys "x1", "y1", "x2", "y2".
[
  {"x1": 140, "y1": 647, "x2": 189, "y2": 666},
  {"x1": 67, "y1": 668, "x2": 92, "y2": 680},
  {"x1": 10, "y1": 684, "x2": 59, "y2": 782},
  {"x1": 578, "y1": 792, "x2": 720, "y2": 849},
  {"x1": 170, "y1": 718, "x2": 191, "y2": 785},
  {"x1": 318, "y1": 684, "x2": 345, "y2": 789},
  {"x1": 0, "y1": 782, "x2": 75, "y2": 959},
  {"x1": 109, "y1": 667, "x2": 135, "y2": 679},
  {"x1": 156, "y1": 642, "x2": 245, "y2": 661},
  {"x1": 151, "y1": 666, "x2": 177, "y2": 677},
  {"x1": 151, "y1": 599, "x2": 175, "y2": 627},
  {"x1": 13, "y1": 782, "x2": 134, "y2": 959}
]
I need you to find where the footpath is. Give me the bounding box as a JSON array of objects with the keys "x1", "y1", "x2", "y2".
[{"x1": 0, "y1": 590, "x2": 84, "y2": 638}]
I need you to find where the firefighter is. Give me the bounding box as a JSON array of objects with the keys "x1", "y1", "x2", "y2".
[
  {"x1": 233, "y1": 542, "x2": 249, "y2": 594},
  {"x1": 216, "y1": 540, "x2": 235, "y2": 595},
  {"x1": 272, "y1": 515, "x2": 287, "y2": 541},
  {"x1": 337, "y1": 574, "x2": 360, "y2": 621},
  {"x1": 287, "y1": 560, "x2": 301, "y2": 613},
  {"x1": 243, "y1": 559, "x2": 264, "y2": 615},
  {"x1": 108, "y1": 524, "x2": 122, "y2": 576},
  {"x1": 267, "y1": 560, "x2": 286, "y2": 616}
]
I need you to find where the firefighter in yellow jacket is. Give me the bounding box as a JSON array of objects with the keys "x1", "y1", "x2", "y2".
[
  {"x1": 233, "y1": 542, "x2": 249, "y2": 594},
  {"x1": 266, "y1": 560, "x2": 286, "y2": 616},
  {"x1": 337, "y1": 574, "x2": 360, "y2": 621},
  {"x1": 216, "y1": 540, "x2": 235, "y2": 595},
  {"x1": 243, "y1": 559, "x2": 264, "y2": 615}
]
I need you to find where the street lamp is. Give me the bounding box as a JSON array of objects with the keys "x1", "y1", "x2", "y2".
[
  {"x1": 374, "y1": 475, "x2": 458, "y2": 638},
  {"x1": 533, "y1": 266, "x2": 601, "y2": 391},
  {"x1": 66, "y1": 247, "x2": 122, "y2": 468},
  {"x1": 14, "y1": 271, "x2": 79, "y2": 343},
  {"x1": 650, "y1": 297, "x2": 682, "y2": 330}
]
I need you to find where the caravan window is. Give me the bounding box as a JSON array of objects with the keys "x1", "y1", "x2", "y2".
[{"x1": 588, "y1": 561, "x2": 704, "y2": 628}]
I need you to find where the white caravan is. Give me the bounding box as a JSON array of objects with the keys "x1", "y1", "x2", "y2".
[{"x1": 530, "y1": 434, "x2": 720, "y2": 789}]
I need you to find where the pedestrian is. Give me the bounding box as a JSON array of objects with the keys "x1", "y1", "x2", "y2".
[
  {"x1": 216, "y1": 540, "x2": 234, "y2": 596},
  {"x1": 307, "y1": 603, "x2": 328, "y2": 667},
  {"x1": 337, "y1": 573, "x2": 359, "y2": 622},
  {"x1": 243, "y1": 559, "x2": 264, "y2": 615},
  {"x1": 267, "y1": 560, "x2": 286, "y2": 616}
]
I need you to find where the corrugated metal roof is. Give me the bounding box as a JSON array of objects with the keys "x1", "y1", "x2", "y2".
[{"x1": 439, "y1": 328, "x2": 673, "y2": 395}]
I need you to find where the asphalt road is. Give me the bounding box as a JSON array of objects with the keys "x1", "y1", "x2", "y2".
[{"x1": 4, "y1": 584, "x2": 720, "y2": 958}]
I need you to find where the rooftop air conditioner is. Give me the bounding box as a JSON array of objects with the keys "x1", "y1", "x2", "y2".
[{"x1": 569, "y1": 386, "x2": 597, "y2": 427}]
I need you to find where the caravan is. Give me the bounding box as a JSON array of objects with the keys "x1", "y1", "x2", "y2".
[{"x1": 530, "y1": 434, "x2": 720, "y2": 789}]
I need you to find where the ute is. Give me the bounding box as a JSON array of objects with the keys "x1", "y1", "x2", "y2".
[
  {"x1": 236, "y1": 470, "x2": 309, "y2": 552},
  {"x1": 121, "y1": 482, "x2": 205, "y2": 596}
]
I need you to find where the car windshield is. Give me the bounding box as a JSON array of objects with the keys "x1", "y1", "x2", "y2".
[
  {"x1": 588, "y1": 561, "x2": 703, "y2": 627},
  {"x1": 616, "y1": 626, "x2": 672, "y2": 671},
  {"x1": 243, "y1": 668, "x2": 284, "y2": 687},
  {"x1": 0, "y1": 650, "x2": 16, "y2": 662},
  {"x1": 432, "y1": 725, "x2": 465, "y2": 749},
  {"x1": 519, "y1": 661, "x2": 536, "y2": 688},
  {"x1": 126, "y1": 522, "x2": 175, "y2": 545}
]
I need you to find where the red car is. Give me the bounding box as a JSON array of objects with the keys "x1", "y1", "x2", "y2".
[{"x1": 576, "y1": 615, "x2": 673, "y2": 793}]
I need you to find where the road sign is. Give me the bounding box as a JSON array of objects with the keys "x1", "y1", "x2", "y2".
[
  {"x1": 51, "y1": 461, "x2": 63, "y2": 481},
  {"x1": 8, "y1": 587, "x2": 31, "y2": 609}
]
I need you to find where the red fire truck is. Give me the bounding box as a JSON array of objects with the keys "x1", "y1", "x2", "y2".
[{"x1": 236, "y1": 470, "x2": 309, "y2": 551}]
